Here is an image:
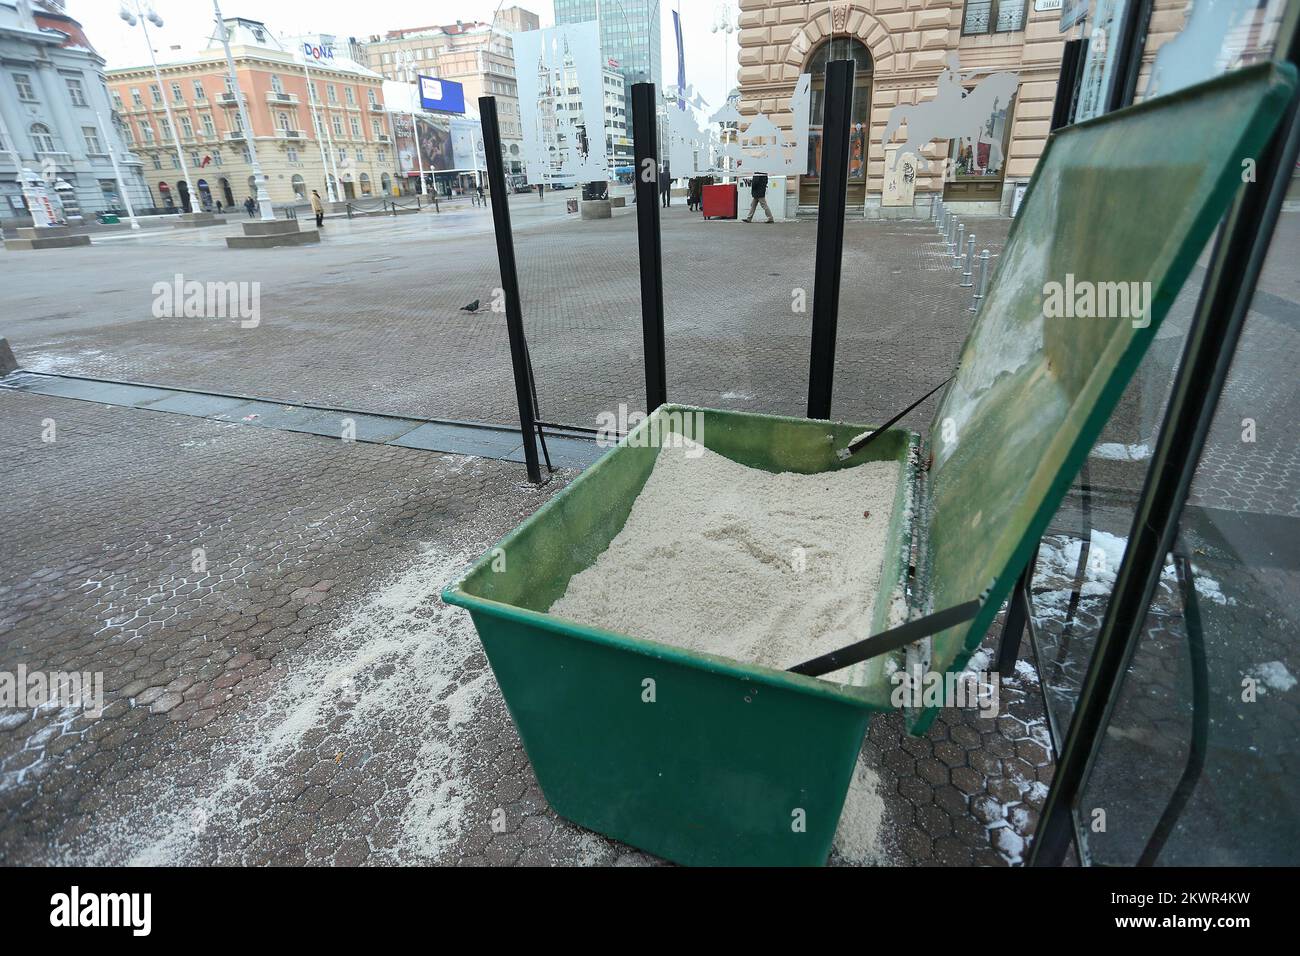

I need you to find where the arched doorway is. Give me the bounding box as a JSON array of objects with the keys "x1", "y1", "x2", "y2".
[
  {"x1": 158, "y1": 181, "x2": 174, "y2": 209},
  {"x1": 800, "y1": 36, "x2": 873, "y2": 209},
  {"x1": 291, "y1": 174, "x2": 306, "y2": 200},
  {"x1": 381, "y1": 172, "x2": 392, "y2": 194},
  {"x1": 197, "y1": 178, "x2": 212, "y2": 210},
  {"x1": 177, "y1": 179, "x2": 192, "y2": 212},
  {"x1": 220, "y1": 177, "x2": 233, "y2": 208},
  {"x1": 359, "y1": 173, "x2": 371, "y2": 196}
]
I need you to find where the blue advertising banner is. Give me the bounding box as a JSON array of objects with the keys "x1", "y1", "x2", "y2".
[{"x1": 418, "y1": 76, "x2": 467, "y2": 114}]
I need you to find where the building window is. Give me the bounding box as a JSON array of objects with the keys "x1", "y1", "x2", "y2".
[
  {"x1": 131, "y1": 88, "x2": 143, "y2": 107},
  {"x1": 181, "y1": 115, "x2": 194, "y2": 139},
  {"x1": 160, "y1": 117, "x2": 173, "y2": 138},
  {"x1": 287, "y1": 147, "x2": 299, "y2": 162},
  {"x1": 961, "y1": 0, "x2": 1027, "y2": 35},
  {"x1": 152, "y1": 155, "x2": 162, "y2": 170},
  {"x1": 272, "y1": 74, "x2": 284, "y2": 94},
  {"x1": 372, "y1": 118, "x2": 381, "y2": 137},
  {"x1": 356, "y1": 148, "x2": 365, "y2": 163},
  {"x1": 170, "y1": 81, "x2": 184, "y2": 103},
  {"x1": 122, "y1": 125, "x2": 134, "y2": 145},
  {"x1": 279, "y1": 111, "x2": 291, "y2": 131},
  {"x1": 112, "y1": 92, "x2": 124, "y2": 111},
  {"x1": 202, "y1": 114, "x2": 216, "y2": 137},
  {"x1": 151, "y1": 84, "x2": 163, "y2": 105},
  {"x1": 194, "y1": 80, "x2": 206, "y2": 100},
  {"x1": 327, "y1": 84, "x2": 338, "y2": 104},
  {"x1": 377, "y1": 148, "x2": 386, "y2": 163},
  {"x1": 345, "y1": 86, "x2": 356, "y2": 106},
  {"x1": 368, "y1": 88, "x2": 377, "y2": 106},
  {"x1": 65, "y1": 76, "x2": 88, "y2": 106},
  {"x1": 13, "y1": 73, "x2": 37, "y2": 102},
  {"x1": 82, "y1": 126, "x2": 103, "y2": 153},
  {"x1": 350, "y1": 117, "x2": 361, "y2": 138},
  {"x1": 332, "y1": 115, "x2": 343, "y2": 137},
  {"x1": 212, "y1": 151, "x2": 223, "y2": 167},
  {"x1": 140, "y1": 122, "x2": 155, "y2": 143},
  {"x1": 190, "y1": 151, "x2": 201, "y2": 167},
  {"x1": 30, "y1": 123, "x2": 56, "y2": 152}
]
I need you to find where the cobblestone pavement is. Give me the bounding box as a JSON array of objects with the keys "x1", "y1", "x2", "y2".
[
  {"x1": 2, "y1": 206, "x2": 1294, "y2": 867},
  {"x1": 0, "y1": 195, "x2": 1010, "y2": 435},
  {"x1": 0, "y1": 389, "x2": 1052, "y2": 866}
]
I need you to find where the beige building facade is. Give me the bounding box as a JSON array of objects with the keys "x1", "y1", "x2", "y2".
[
  {"x1": 737, "y1": 0, "x2": 1070, "y2": 217},
  {"x1": 107, "y1": 20, "x2": 395, "y2": 211},
  {"x1": 354, "y1": 7, "x2": 540, "y2": 176}
]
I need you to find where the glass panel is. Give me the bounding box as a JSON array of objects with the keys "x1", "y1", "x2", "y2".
[
  {"x1": 1077, "y1": 206, "x2": 1300, "y2": 865},
  {"x1": 1028, "y1": 0, "x2": 1291, "y2": 783}
]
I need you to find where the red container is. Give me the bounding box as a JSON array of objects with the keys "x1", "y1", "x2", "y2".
[{"x1": 702, "y1": 183, "x2": 737, "y2": 220}]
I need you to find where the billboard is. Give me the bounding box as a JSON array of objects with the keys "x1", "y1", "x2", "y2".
[
  {"x1": 392, "y1": 113, "x2": 484, "y2": 175},
  {"x1": 418, "y1": 76, "x2": 466, "y2": 114}
]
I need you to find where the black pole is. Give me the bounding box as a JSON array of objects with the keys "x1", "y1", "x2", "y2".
[
  {"x1": 1049, "y1": 39, "x2": 1086, "y2": 132},
  {"x1": 479, "y1": 95, "x2": 543, "y2": 485},
  {"x1": 1109, "y1": 0, "x2": 1155, "y2": 113},
  {"x1": 631, "y1": 82, "x2": 668, "y2": 413},
  {"x1": 806, "y1": 59, "x2": 855, "y2": 420},
  {"x1": 1031, "y1": 26, "x2": 1300, "y2": 866}
]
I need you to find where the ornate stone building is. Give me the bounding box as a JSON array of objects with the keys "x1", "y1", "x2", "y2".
[
  {"x1": 736, "y1": 0, "x2": 1069, "y2": 217},
  {"x1": 107, "y1": 19, "x2": 394, "y2": 211},
  {"x1": 1, "y1": 0, "x2": 149, "y2": 223}
]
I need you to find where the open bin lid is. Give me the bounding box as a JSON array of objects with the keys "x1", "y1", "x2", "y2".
[{"x1": 908, "y1": 63, "x2": 1297, "y2": 734}]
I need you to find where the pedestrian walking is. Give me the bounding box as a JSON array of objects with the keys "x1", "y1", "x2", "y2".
[
  {"x1": 742, "y1": 173, "x2": 774, "y2": 224},
  {"x1": 660, "y1": 161, "x2": 671, "y2": 208},
  {"x1": 476, "y1": 183, "x2": 485, "y2": 205},
  {"x1": 244, "y1": 196, "x2": 255, "y2": 218},
  {"x1": 687, "y1": 177, "x2": 703, "y2": 212},
  {"x1": 215, "y1": 200, "x2": 223, "y2": 215},
  {"x1": 310, "y1": 189, "x2": 324, "y2": 228}
]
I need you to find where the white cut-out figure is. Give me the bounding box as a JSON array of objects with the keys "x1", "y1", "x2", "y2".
[{"x1": 882, "y1": 56, "x2": 1019, "y2": 173}]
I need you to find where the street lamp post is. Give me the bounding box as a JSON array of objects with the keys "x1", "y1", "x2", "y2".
[
  {"x1": 96, "y1": 111, "x2": 140, "y2": 230},
  {"x1": 120, "y1": 1, "x2": 197, "y2": 213},
  {"x1": 212, "y1": 0, "x2": 274, "y2": 219}
]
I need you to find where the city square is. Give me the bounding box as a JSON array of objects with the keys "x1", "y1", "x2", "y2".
[{"x1": 1, "y1": 0, "x2": 1298, "y2": 892}]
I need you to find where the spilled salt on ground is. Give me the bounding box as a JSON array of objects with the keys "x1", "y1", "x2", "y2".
[{"x1": 550, "y1": 439, "x2": 900, "y2": 675}]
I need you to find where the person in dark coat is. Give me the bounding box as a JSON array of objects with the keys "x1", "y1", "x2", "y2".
[
  {"x1": 659, "y1": 161, "x2": 671, "y2": 207},
  {"x1": 244, "y1": 196, "x2": 255, "y2": 218},
  {"x1": 742, "y1": 173, "x2": 774, "y2": 223},
  {"x1": 687, "y1": 177, "x2": 704, "y2": 212}
]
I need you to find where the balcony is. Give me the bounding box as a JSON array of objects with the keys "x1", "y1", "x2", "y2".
[
  {"x1": 224, "y1": 130, "x2": 246, "y2": 142},
  {"x1": 369, "y1": 102, "x2": 385, "y2": 113},
  {"x1": 267, "y1": 91, "x2": 300, "y2": 106},
  {"x1": 275, "y1": 129, "x2": 306, "y2": 140},
  {"x1": 376, "y1": 133, "x2": 390, "y2": 143},
  {"x1": 217, "y1": 92, "x2": 240, "y2": 107}
]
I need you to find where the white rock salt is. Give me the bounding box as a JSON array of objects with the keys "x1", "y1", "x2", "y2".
[{"x1": 549, "y1": 439, "x2": 900, "y2": 678}]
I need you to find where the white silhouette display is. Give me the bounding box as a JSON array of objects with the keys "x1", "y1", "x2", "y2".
[
  {"x1": 515, "y1": 22, "x2": 609, "y2": 185},
  {"x1": 883, "y1": 55, "x2": 1019, "y2": 174}
]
